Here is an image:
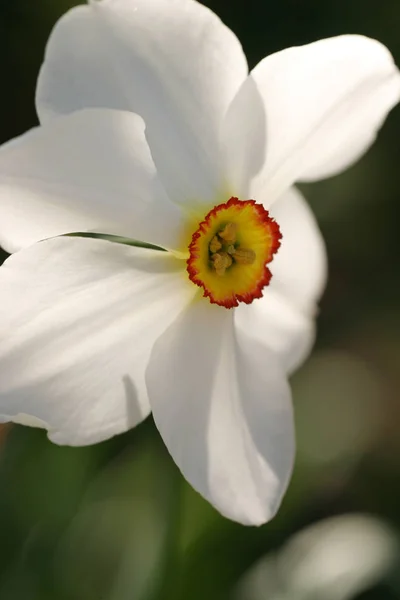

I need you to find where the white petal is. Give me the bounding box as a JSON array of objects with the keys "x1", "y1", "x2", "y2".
[
  {"x1": 0, "y1": 109, "x2": 186, "y2": 254},
  {"x1": 269, "y1": 187, "x2": 327, "y2": 313},
  {"x1": 0, "y1": 237, "x2": 194, "y2": 445},
  {"x1": 228, "y1": 35, "x2": 400, "y2": 202},
  {"x1": 147, "y1": 300, "x2": 294, "y2": 525},
  {"x1": 36, "y1": 0, "x2": 248, "y2": 205},
  {"x1": 220, "y1": 76, "x2": 267, "y2": 196},
  {"x1": 235, "y1": 187, "x2": 327, "y2": 374},
  {"x1": 235, "y1": 292, "x2": 315, "y2": 376}
]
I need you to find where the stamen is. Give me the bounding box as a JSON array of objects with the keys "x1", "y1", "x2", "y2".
[
  {"x1": 209, "y1": 235, "x2": 222, "y2": 254},
  {"x1": 187, "y1": 197, "x2": 282, "y2": 308},
  {"x1": 211, "y1": 252, "x2": 233, "y2": 276},
  {"x1": 218, "y1": 222, "x2": 237, "y2": 243},
  {"x1": 230, "y1": 247, "x2": 256, "y2": 265}
]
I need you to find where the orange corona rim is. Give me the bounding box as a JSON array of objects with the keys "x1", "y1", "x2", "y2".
[{"x1": 187, "y1": 197, "x2": 282, "y2": 308}]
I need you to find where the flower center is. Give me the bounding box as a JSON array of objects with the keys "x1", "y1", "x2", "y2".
[
  {"x1": 208, "y1": 222, "x2": 257, "y2": 276},
  {"x1": 187, "y1": 197, "x2": 282, "y2": 308}
]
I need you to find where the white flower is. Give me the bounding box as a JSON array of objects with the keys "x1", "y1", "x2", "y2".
[
  {"x1": 236, "y1": 515, "x2": 398, "y2": 599},
  {"x1": 0, "y1": 0, "x2": 399, "y2": 525}
]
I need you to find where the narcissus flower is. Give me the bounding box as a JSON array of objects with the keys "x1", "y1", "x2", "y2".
[{"x1": 0, "y1": 0, "x2": 399, "y2": 524}]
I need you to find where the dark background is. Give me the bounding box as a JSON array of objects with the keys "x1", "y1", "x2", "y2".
[{"x1": 1, "y1": 1, "x2": 400, "y2": 599}]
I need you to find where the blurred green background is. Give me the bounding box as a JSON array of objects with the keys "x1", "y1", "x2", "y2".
[{"x1": 1, "y1": 0, "x2": 400, "y2": 599}]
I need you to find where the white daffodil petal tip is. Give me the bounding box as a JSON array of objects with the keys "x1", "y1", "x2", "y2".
[
  {"x1": 0, "y1": 109, "x2": 186, "y2": 254},
  {"x1": 36, "y1": 0, "x2": 248, "y2": 205},
  {"x1": 0, "y1": 413, "x2": 48, "y2": 429},
  {"x1": 147, "y1": 301, "x2": 295, "y2": 526},
  {"x1": 0, "y1": 237, "x2": 195, "y2": 446},
  {"x1": 224, "y1": 35, "x2": 400, "y2": 202}
]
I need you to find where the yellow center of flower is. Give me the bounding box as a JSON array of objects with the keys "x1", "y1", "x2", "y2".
[{"x1": 187, "y1": 197, "x2": 282, "y2": 308}]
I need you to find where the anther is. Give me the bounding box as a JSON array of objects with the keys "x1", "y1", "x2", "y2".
[
  {"x1": 209, "y1": 235, "x2": 222, "y2": 254},
  {"x1": 231, "y1": 248, "x2": 256, "y2": 265},
  {"x1": 211, "y1": 252, "x2": 233, "y2": 276},
  {"x1": 218, "y1": 222, "x2": 237, "y2": 243}
]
